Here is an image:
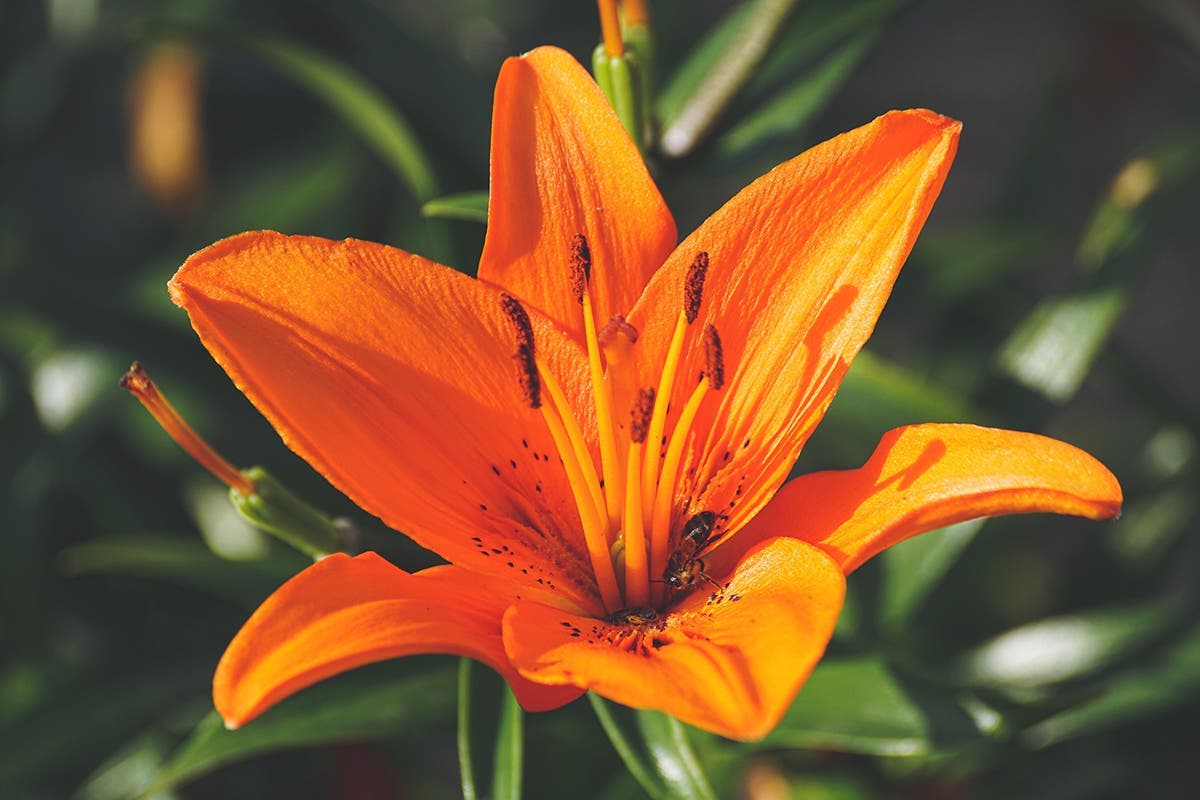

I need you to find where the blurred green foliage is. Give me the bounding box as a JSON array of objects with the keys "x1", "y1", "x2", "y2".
[{"x1": 2, "y1": 0, "x2": 1198, "y2": 797}]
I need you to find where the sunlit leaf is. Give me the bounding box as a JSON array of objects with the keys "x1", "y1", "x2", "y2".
[
  {"x1": 422, "y1": 191, "x2": 488, "y2": 223},
  {"x1": 148, "y1": 667, "x2": 455, "y2": 793},
  {"x1": 1023, "y1": 625, "x2": 1200, "y2": 748},
  {"x1": 636, "y1": 711, "x2": 718, "y2": 800},
  {"x1": 76, "y1": 732, "x2": 178, "y2": 800},
  {"x1": 997, "y1": 287, "x2": 1126, "y2": 403},
  {"x1": 956, "y1": 603, "x2": 1176, "y2": 689},
  {"x1": 658, "y1": 0, "x2": 802, "y2": 157},
  {"x1": 763, "y1": 657, "x2": 992, "y2": 756}
]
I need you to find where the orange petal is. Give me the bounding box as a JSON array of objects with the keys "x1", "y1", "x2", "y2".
[
  {"x1": 478, "y1": 46, "x2": 676, "y2": 337},
  {"x1": 171, "y1": 231, "x2": 603, "y2": 610},
  {"x1": 629, "y1": 110, "x2": 960, "y2": 541},
  {"x1": 214, "y1": 552, "x2": 582, "y2": 728},
  {"x1": 502, "y1": 537, "x2": 845, "y2": 740},
  {"x1": 726, "y1": 424, "x2": 1122, "y2": 575}
]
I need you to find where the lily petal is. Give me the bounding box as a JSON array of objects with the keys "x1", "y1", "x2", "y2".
[
  {"x1": 171, "y1": 231, "x2": 603, "y2": 610},
  {"x1": 214, "y1": 552, "x2": 582, "y2": 728},
  {"x1": 726, "y1": 424, "x2": 1122, "y2": 575},
  {"x1": 479, "y1": 46, "x2": 676, "y2": 338},
  {"x1": 630, "y1": 110, "x2": 960, "y2": 541},
  {"x1": 502, "y1": 537, "x2": 844, "y2": 740}
]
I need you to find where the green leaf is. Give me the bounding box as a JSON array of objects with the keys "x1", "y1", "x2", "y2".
[
  {"x1": 457, "y1": 659, "x2": 478, "y2": 800},
  {"x1": 879, "y1": 519, "x2": 986, "y2": 633},
  {"x1": 588, "y1": 694, "x2": 669, "y2": 800},
  {"x1": 659, "y1": 0, "x2": 802, "y2": 157},
  {"x1": 997, "y1": 287, "x2": 1126, "y2": 404},
  {"x1": 715, "y1": 30, "x2": 878, "y2": 160},
  {"x1": 490, "y1": 685, "x2": 524, "y2": 800},
  {"x1": 763, "y1": 657, "x2": 991, "y2": 756},
  {"x1": 60, "y1": 534, "x2": 303, "y2": 608},
  {"x1": 75, "y1": 732, "x2": 178, "y2": 800},
  {"x1": 635, "y1": 711, "x2": 718, "y2": 800},
  {"x1": 1023, "y1": 624, "x2": 1200, "y2": 748},
  {"x1": 955, "y1": 603, "x2": 1176, "y2": 689},
  {"x1": 422, "y1": 191, "x2": 489, "y2": 224},
  {"x1": 215, "y1": 33, "x2": 439, "y2": 202},
  {"x1": 148, "y1": 667, "x2": 455, "y2": 793}
]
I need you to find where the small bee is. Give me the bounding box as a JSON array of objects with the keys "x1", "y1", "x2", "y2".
[{"x1": 662, "y1": 510, "x2": 723, "y2": 592}]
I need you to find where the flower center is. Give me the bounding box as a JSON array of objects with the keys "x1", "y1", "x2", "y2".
[{"x1": 501, "y1": 235, "x2": 725, "y2": 614}]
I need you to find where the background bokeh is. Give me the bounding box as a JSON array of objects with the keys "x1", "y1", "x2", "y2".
[{"x1": 2, "y1": 0, "x2": 1198, "y2": 797}]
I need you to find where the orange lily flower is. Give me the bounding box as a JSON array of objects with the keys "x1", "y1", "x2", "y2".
[{"x1": 170, "y1": 47, "x2": 1121, "y2": 740}]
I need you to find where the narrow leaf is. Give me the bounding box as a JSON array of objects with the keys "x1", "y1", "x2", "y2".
[
  {"x1": 956, "y1": 603, "x2": 1176, "y2": 689},
  {"x1": 422, "y1": 191, "x2": 489, "y2": 224},
  {"x1": 659, "y1": 0, "x2": 802, "y2": 157},
  {"x1": 457, "y1": 659, "x2": 478, "y2": 800},
  {"x1": 636, "y1": 711, "x2": 718, "y2": 800},
  {"x1": 715, "y1": 30, "x2": 878, "y2": 159},
  {"x1": 588, "y1": 694, "x2": 669, "y2": 800},
  {"x1": 879, "y1": 519, "x2": 986, "y2": 633},
  {"x1": 763, "y1": 657, "x2": 991, "y2": 756},
  {"x1": 235, "y1": 34, "x2": 439, "y2": 201},
  {"x1": 148, "y1": 668, "x2": 455, "y2": 793}
]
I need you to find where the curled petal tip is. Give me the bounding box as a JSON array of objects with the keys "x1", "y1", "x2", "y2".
[{"x1": 222, "y1": 716, "x2": 241, "y2": 731}]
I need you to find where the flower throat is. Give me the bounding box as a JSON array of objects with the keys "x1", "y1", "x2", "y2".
[{"x1": 501, "y1": 234, "x2": 724, "y2": 614}]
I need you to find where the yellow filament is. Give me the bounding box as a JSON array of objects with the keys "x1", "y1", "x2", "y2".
[
  {"x1": 641, "y1": 311, "x2": 687, "y2": 525},
  {"x1": 649, "y1": 376, "x2": 710, "y2": 605},
  {"x1": 537, "y1": 360, "x2": 606, "y2": 526},
  {"x1": 582, "y1": 293, "x2": 624, "y2": 534},
  {"x1": 622, "y1": 440, "x2": 649, "y2": 606},
  {"x1": 539, "y1": 402, "x2": 622, "y2": 613}
]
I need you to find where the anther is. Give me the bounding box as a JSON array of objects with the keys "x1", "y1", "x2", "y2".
[
  {"x1": 569, "y1": 233, "x2": 592, "y2": 303},
  {"x1": 683, "y1": 251, "x2": 709, "y2": 324},
  {"x1": 630, "y1": 388, "x2": 655, "y2": 444},
  {"x1": 500, "y1": 293, "x2": 535, "y2": 349},
  {"x1": 703, "y1": 324, "x2": 725, "y2": 390},
  {"x1": 500, "y1": 294, "x2": 541, "y2": 408}
]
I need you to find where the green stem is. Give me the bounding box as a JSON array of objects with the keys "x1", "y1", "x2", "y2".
[
  {"x1": 588, "y1": 694, "x2": 669, "y2": 800},
  {"x1": 457, "y1": 659, "x2": 477, "y2": 800},
  {"x1": 490, "y1": 685, "x2": 524, "y2": 800}
]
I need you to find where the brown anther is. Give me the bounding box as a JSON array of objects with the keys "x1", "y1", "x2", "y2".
[
  {"x1": 569, "y1": 233, "x2": 592, "y2": 302},
  {"x1": 684, "y1": 251, "x2": 709, "y2": 324},
  {"x1": 500, "y1": 293, "x2": 535, "y2": 349},
  {"x1": 598, "y1": 314, "x2": 639, "y2": 347},
  {"x1": 630, "y1": 387, "x2": 656, "y2": 443},
  {"x1": 500, "y1": 294, "x2": 541, "y2": 408},
  {"x1": 703, "y1": 324, "x2": 725, "y2": 390}
]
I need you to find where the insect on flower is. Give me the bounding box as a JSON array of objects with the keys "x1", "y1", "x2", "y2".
[
  {"x1": 169, "y1": 46, "x2": 1122, "y2": 740},
  {"x1": 661, "y1": 510, "x2": 722, "y2": 593}
]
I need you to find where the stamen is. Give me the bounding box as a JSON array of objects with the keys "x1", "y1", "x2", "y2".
[
  {"x1": 641, "y1": 251, "x2": 708, "y2": 524},
  {"x1": 537, "y1": 360, "x2": 606, "y2": 525},
  {"x1": 622, "y1": 387, "x2": 655, "y2": 606},
  {"x1": 120, "y1": 362, "x2": 256, "y2": 496},
  {"x1": 574, "y1": 234, "x2": 624, "y2": 535},
  {"x1": 569, "y1": 233, "x2": 592, "y2": 303},
  {"x1": 500, "y1": 294, "x2": 541, "y2": 408},
  {"x1": 648, "y1": 364, "x2": 723, "y2": 605},
  {"x1": 684, "y1": 251, "x2": 709, "y2": 324},
  {"x1": 599, "y1": 315, "x2": 639, "y2": 471},
  {"x1": 702, "y1": 324, "x2": 724, "y2": 390},
  {"x1": 538, "y1": 398, "x2": 622, "y2": 612}
]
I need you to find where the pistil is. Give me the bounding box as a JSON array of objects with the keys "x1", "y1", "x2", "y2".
[{"x1": 120, "y1": 361, "x2": 256, "y2": 496}]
